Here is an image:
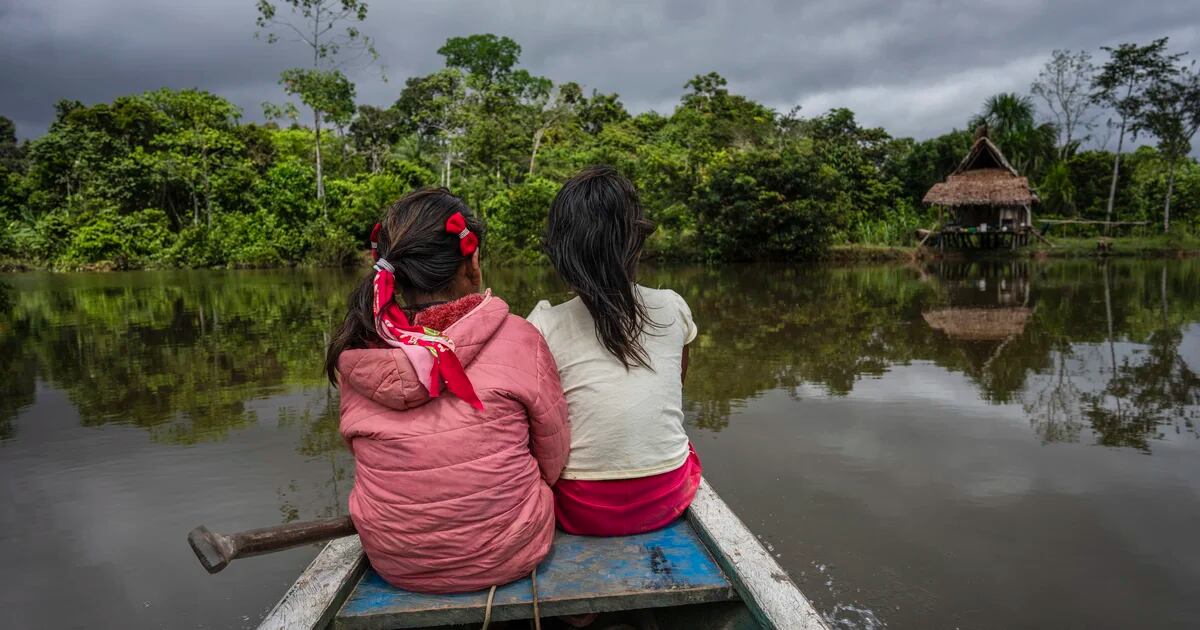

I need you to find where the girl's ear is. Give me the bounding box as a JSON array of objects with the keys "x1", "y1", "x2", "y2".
[{"x1": 467, "y1": 248, "x2": 483, "y2": 290}]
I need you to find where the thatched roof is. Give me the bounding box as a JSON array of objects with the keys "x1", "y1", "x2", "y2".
[
  {"x1": 957, "y1": 133, "x2": 1019, "y2": 176},
  {"x1": 922, "y1": 307, "x2": 1031, "y2": 341},
  {"x1": 923, "y1": 168, "x2": 1038, "y2": 207},
  {"x1": 922, "y1": 129, "x2": 1038, "y2": 208}
]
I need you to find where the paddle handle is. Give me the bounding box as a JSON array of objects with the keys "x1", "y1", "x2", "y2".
[{"x1": 188, "y1": 515, "x2": 357, "y2": 574}]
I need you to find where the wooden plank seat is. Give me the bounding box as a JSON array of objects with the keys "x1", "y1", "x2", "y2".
[{"x1": 334, "y1": 518, "x2": 739, "y2": 629}]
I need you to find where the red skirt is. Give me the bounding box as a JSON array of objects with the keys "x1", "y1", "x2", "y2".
[{"x1": 553, "y1": 445, "x2": 703, "y2": 537}]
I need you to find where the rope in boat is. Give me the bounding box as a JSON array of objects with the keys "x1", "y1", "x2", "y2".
[
  {"x1": 531, "y1": 567, "x2": 541, "y2": 630},
  {"x1": 481, "y1": 585, "x2": 497, "y2": 629},
  {"x1": 480, "y1": 567, "x2": 540, "y2": 630}
]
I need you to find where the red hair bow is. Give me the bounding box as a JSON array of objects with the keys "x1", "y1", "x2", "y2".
[
  {"x1": 370, "y1": 223, "x2": 382, "y2": 261},
  {"x1": 445, "y1": 212, "x2": 478, "y2": 256}
]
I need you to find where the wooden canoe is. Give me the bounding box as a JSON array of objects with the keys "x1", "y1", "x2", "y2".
[{"x1": 258, "y1": 478, "x2": 829, "y2": 630}]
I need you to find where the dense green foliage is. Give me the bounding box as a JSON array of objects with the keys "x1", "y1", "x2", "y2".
[{"x1": 2, "y1": 35, "x2": 1199, "y2": 269}]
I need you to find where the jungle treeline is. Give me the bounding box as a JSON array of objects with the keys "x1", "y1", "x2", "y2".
[{"x1": 1, "y1": 32, "x2": 1198, "y2": 269}]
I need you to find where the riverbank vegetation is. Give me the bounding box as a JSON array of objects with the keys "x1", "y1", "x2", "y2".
[
  {"x1": 1, "y1": 16, "x2": 1199, "y2": 269},
  {"x1": 1030, "y1": 233, "x2": 1200, "y2": 258}
]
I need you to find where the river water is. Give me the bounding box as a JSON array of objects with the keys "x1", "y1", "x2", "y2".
[{"x1": 1, "y1": 259, "x2": 1198, "y2": 629}]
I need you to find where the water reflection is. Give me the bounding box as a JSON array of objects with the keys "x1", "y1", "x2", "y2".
[
  {"x1": 1018, "y1": 262, "x2": 1199, "y2": 451},
  {"x1": 0, "y1": 271, "x2": 355, "y2": 445},
  {"x1": 0, "y1": 280, "x2": 21, "y2": 441},
  {"x1": 1, "y1": 261, "x2": 1197, "y2": 454},
  {"x1": 645, "y1": 260, "x2": 1198, "y2": 452},
  {"x1": 277, "y1": 389, "x2": 349, "y2": 521},
  {"x1": 2, "y1": 261, "x2": 1199, "y2": 629},
  {"x1": 1081, "y1": 264, "x2": 1200, "y2": 451}
]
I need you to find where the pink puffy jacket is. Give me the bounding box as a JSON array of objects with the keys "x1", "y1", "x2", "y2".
[{"x1": 337, "y1": 292, "x2": 570, "y2": 593}]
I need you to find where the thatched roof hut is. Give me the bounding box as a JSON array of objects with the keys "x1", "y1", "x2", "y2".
[
  {"x1": 922, "y1": 129, "x2": 1038, "y2": 208},
  {"x1": 922, "y1": 126, "x2": 1038, "y2": 249}
]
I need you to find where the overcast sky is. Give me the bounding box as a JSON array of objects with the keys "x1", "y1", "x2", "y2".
[{"x1": 2, "y1": 0, "x2": 1198, "y2": 143}]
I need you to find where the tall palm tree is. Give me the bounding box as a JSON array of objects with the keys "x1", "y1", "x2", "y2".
[
  {"x1": 971, "y1": 93, "x2": 1059, "y2": 179},
  {"x1": 976, "y1": 93, "x2": 1038, "y2": 136}
]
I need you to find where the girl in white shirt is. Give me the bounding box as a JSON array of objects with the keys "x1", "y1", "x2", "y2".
[{"x1": 528, "y1": 166, "x2": 702, "y2": 536}]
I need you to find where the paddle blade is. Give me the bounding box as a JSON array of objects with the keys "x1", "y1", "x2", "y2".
[{"x1": 188, "y1": 525, "x2": 232, "y2": 574}]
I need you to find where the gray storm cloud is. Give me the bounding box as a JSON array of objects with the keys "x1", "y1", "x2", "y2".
[{"x1": 2, "y1": 0, "x2": 1198, "y2": 141}]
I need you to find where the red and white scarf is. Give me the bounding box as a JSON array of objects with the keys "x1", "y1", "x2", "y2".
[{"x1": 371, "y1": 257, "x2": 484, "y2": 410}]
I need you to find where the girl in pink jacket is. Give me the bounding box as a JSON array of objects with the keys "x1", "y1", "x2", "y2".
[{"x1": 325, "y1": 188, "x2": 570, "y2": 594}]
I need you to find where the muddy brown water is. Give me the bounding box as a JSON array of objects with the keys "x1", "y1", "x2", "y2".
[{"x1": 1, "y1": 259, "x2": 1198, "y2": 629}]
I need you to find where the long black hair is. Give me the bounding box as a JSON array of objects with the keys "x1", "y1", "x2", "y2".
[
  {"x1": 324, "y1": 187, "x2": 485, "y2": 385},
  {"x1": 545, "y1": 166, "x2": 656, "y2": 369}
]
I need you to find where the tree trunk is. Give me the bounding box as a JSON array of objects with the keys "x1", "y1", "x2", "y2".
[
  {"x1": 1163, "y1": 156, "x2": 1176, "y2": 234},
  {"x1": 1104, "y1": 120, "x2": 1126, "y2": 234},
  {"x1": 1061, "y1": 118, "x2": 1072, "y2": 161},
  {"x1": 165, "y1": 192, "x2": 181, "y2": 229},
  {"x1": 529, "y1": 128, "x2": 545, "y2": 176},
  {"x1": 442, "y1": 138, "x2": 452, "y2": 188},
  {"x1": 312, "y1": 11, "x2": 322, "y2": 207},
  {"x1": 314, "y1": 108, "x2": 326, "y2": 210},
  {"x1": 202, "y1": 148, "x2": 213, "y2": 229},
  {"x1": 205, "y1": 174, "x2": 213, "y2": 228}
]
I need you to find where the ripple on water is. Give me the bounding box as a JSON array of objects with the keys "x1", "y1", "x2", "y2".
[{"x1": 826, "y1": 602, "x2": 888, "y2": 630}]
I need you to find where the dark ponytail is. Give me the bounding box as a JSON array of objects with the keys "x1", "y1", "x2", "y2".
[
  {"x1": 545, "y1": 166, "x2": 656, "y2": 370},
  {"x1": 324, "y1": 187, "x2": 485, "y2": 385}
]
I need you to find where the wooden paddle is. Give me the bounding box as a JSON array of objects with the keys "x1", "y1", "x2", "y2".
[{"x1": 188, "y1": 516, "x2": 356, "y2": 574}]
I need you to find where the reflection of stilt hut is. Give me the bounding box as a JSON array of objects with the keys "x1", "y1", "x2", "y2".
[
  {"x1": 922, "y1": 308, "x2": 1031, "y2": 341},
  {"x1": 927, "y1": 260, "x2": 1032, "y2": 307},
  {"x1": 922, "y1": 261, "x2": 1033, "y2": 341},
  {"x1": 923, "y1": 126, "x2": 1038, "y2": 250}
]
